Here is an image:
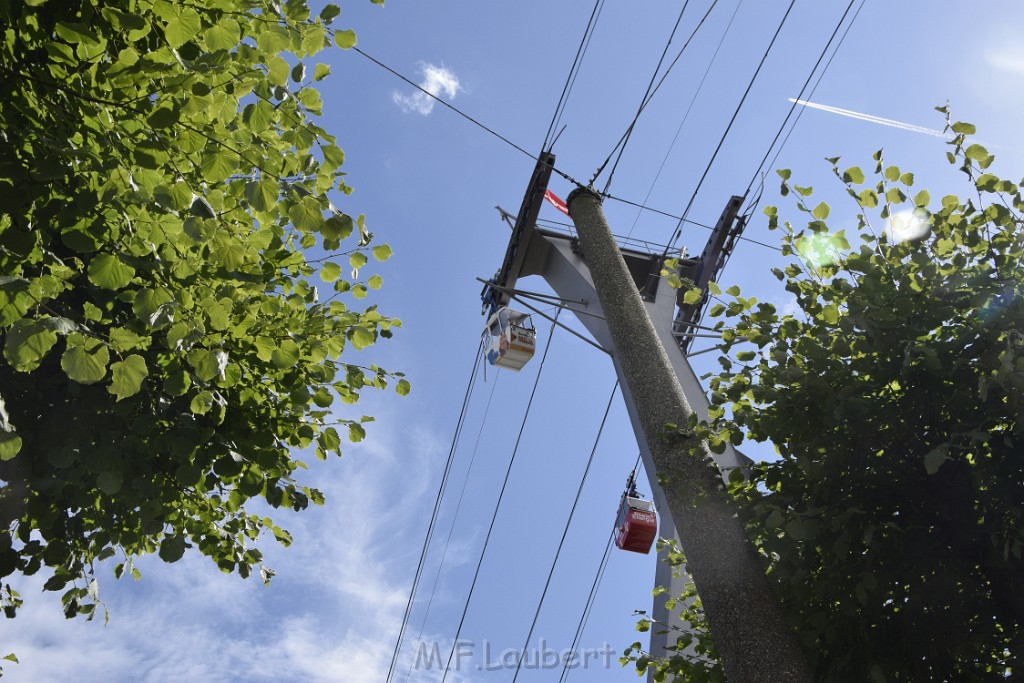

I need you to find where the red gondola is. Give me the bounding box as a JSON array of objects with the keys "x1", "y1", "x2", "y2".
[{"x1": 614, "y1": 477, "x2": 657, "y2": 554}]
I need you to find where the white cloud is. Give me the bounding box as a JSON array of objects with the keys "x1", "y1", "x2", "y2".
[
  {"x1": 392, "y1": 64, "x2": 461, "y2": 116},
  {"x1": 0, "y1": 413, "x2": 456, "y2": 683},
  {"x1": 984, "y1": 42, "x2": 1024, "y2": 75}
]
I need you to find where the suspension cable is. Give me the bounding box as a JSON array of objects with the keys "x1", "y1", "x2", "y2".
[
  {"x1": 544, "y1": 0, "x2": 607, "y2": 151},
  {"x1": 400, "y1": 372, "x2": 502, "y2": 681},
  {"x1": 590, "y1": 0, "x2": 721, "y2": 191},
  {"x1": 625, "y1": 0, "x2": 744, "y2": 240},
  {"x1": 741, "y1": 0, "x2": 860, "y2": 200},
  {"x1": 510, "y1": 382, "x2": 620, "y2": 682},
  {"x1": 439, "y1": 311, "x2": 562, "y2": 683},
  {"x1": 743, "y1": 0, "x2": 865, "y2": 208},
  {"x1": 597, "y1": 0, "x2": 693, "y2": 194},
  {"x1": 383, "y1": 341, "x2": 485, "y2": 683},
  {"x1": 664, "y1": 0, "x2": 797, "y2": 255},
  {"x1": 559, "y1": 451, "x2": 645, "y2": 683}
]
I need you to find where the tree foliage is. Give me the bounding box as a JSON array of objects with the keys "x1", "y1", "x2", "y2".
[
  {"x1": 0, "y1": 0, "x2": 400, "y2": 622},
  {"x1": 640, "y1": 117, "x2": 1023, "y2": 681}
]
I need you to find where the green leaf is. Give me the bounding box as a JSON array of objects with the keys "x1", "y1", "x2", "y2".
[
  {"x1": 842, "y1": 166, "x2": 864, "y2": 184},
  {"x1": 812, "y1": 202, "x2": 830, "y2": 220},
  {"x1": 951, "y1": 121, "x2": 976, "y2": 135},
  {"x1": 334, "y1": 29, "x2": 357, "y2": 49},
  {"x1": 267, "y1": 56, "x2": 290, "y2": 87},
  {"x1": 245, "y1": 177, "x2": 279, "y2": 212},
  {"x1": 367, "y1": 274, "x2": 383, "y2": 290},
  {"x1": 323, "y1": 214, "x2": 353, "y2": 240},
  {"x1": 190, "y1": 390, "x2": 214, "y2": 415},
  {"x1": 200, "y1": 150, "x2": 237, "y2": 183},
  {"x1": 924, "y1": 447, "x2": 948, "y2": 474},
  {"x1": 321, "y1": 262, "x2": 342, "y2": 282},
  {"x1": 164, "y1": 9, "x2": 202, "y2": 48},
  {"x1": 270, "y1": 340, "x2": 301, "y2": 368},
  {"x1": 349, "y1": 423, "x2": 366, "y2": 442},
  {"x1": 109, "y1": 355, "x2": 148, "y2": 401},
  {"x1": 820, "y1": 304, "x2": 840, "y2": 325},
  {"x1": 147, "y1": 106, "x2": 178, "y2": 129},
  {"x1": 97, "y1": 471, "x2": 123, "y2": 495},
  {"x1": 313, "y1": 63, "x2": 331, "y2": 81},
  {"x1": 858, "y1": 189, "x2": 879, "y2": 208},
  {"x1": 158, "y1": 535, "x2": 186, "y2": 563},
  {"x1": 372, "y1": 244, "x2": 393, "y2": 261},
  {"x1": 349, "y1": 252, "x2": 368, "y2": 272},
  {"x1": 204, "y1": 19, "x2": 241, "y2": 51},
  {"x1": 350, "y1": 327, "x2": 374, "y2": 349},
  {"x1": 61, "y1": 339, "x2": 110, "y2": 384},
  {"x1": 288, "y1": 197, "x2": 324, "y2": 232},
  {"x1": 154, "y1": 181, "x2": 193, "y2": 211},
  {"x1": 396, "y1": 379, "x2": 411, "y2": 396},
  {"x1": 3, "y1": 319, "x2": 59, "y2": 372},
  {"x1": 682, "y1": 288, "x2": 703, "y2": 305},
  {"x1": 291, "y1": 62, "x2": 306, "y2": 83},
  {"x1": 0, "y1": 433, "x2": 23, "y2": 461},
  {"x1": 188, "y1": 349, "x2": 221, "y2": 382},
  {"x1": 242, "y1": 101, "x2": 275, "y2": 133},
  {"x1": 965, "y1": 144, "x2": 993, "y2": 169},
  {"x1": 913, "y1": 189, "x2": 930, "y2": 207},
  {"x1": 133, "y1": 288, "x2": 173, "y2": 326},
  {"x1": 87, "y1": 253, "x2": 135, "y2": 290}
]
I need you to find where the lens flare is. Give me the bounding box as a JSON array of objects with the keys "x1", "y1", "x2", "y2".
[
  {"x1": 884, "y1": 208, "x2": 932, "y2": 243},
  {"x1": 794, "y1": 232, "x2": 845, "y2": 269}
]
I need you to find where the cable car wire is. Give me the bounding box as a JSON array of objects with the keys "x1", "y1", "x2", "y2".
[
  {"x1": 625, "y1": 0, "x2": 744, "y2": 240},
  {"x1": 590, "y1": 0, "x2": 722, "y2": 192},
  {"x1": 559, "y1": 451, "x2": 645, "y2": 683},
  {"x1": 439, "y1": 312, "x2": 562, "y2": 683},
  {"x1": 543, "y1": 0, "x2": 607, "y2": 151},
  {"x1": 742, "y1": 0, "x2": 864, "y2": 210},
  {"x1": 383, "y1": 341, "x2": 485, "y2": 683},
  {"x1": 558, "y1": 531, "x2": 614, "y2": 683},
  {"x1": 594, "y1": 0, "x2": 694, "y2": 193},
  {"x1": 664, "y1": 0, "x2": 797, "y2": 256},
  {"x1": 352, "y1": 43, "x2": 785, "y2": 253},
  {"x1": 510, "y1": 382, "x2": 620, "y2": 682},
  {"x1": 400, "y1": 372, "x2": 502, "y2": 682},
  {"x1": 676, "y1": 0, "x2": 860, "y2": 350}
]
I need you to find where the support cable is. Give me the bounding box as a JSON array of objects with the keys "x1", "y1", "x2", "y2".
[
  {"x1": 383, "y1": 341, "x2": 485, "y2": 683},
  {"x1": 742, "y1": 0, "x2": 865, "y2": 210},
  {"x1": 558, "y1": 532, "x2": 614, "y2": 683},
  {"x1": 510, "y1": 382, "x2": 621, "y2": 682},
  {"x1": 401, "y1": 372, "x2": 502, "y2": 682},
  {"x1": 544, "y1": 0, "x2": 607, "y2": 151},
  {"x1": 625, "y1": 0, "x2": 744, "y2": 240},
  {"x1": 351, "y1": 42, "x2": 784, "y2": 251},
  {"x1": 590, "y1": 0, "x2": 721, "y2": 191},
  {"x1": 664, "y1": 0, "x2": 797, "y2": 256},
  {"x1": 596, "y1": 0, "x2": 693, "y2": 193},
  {"x1": 559, "y1": 452, "x2": 645, "y2": 683},
  {"x1": 439, "y1": 312, "x2": 562, "y2": 683}
]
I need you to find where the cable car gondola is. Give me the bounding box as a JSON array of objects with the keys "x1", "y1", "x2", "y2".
[
  {"x1": 614, "y1": 474, "x2": 657, "y2": 554},
  {"x1": 482, "y1": 307, "x2": 536, "y2": 371}
]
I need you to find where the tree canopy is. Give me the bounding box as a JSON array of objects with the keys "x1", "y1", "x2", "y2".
[
  {"x1": 630, "y1": 117, "x2": 1023, "y2": 681},
  {"x1": 0, "y1": 0, "x2": 401, "y2": 623}
]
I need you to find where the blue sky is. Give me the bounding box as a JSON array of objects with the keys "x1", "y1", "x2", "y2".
[{"x1": 4, "y1": 1, "x2": 1024, "y2": 681}]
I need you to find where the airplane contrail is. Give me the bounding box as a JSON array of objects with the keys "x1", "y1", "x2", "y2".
[{"x1": 788, "y1": 98, "x2": 945, "y2": 137}]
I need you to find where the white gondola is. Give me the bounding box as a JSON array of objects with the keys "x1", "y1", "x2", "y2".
[{"x1": 483, "y1": 307, "x2": 536, "y2": 371}]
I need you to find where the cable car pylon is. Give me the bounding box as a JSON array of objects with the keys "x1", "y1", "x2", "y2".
[{"x1": 479, "y1": 152, "x2": 811, "y2": 682}]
